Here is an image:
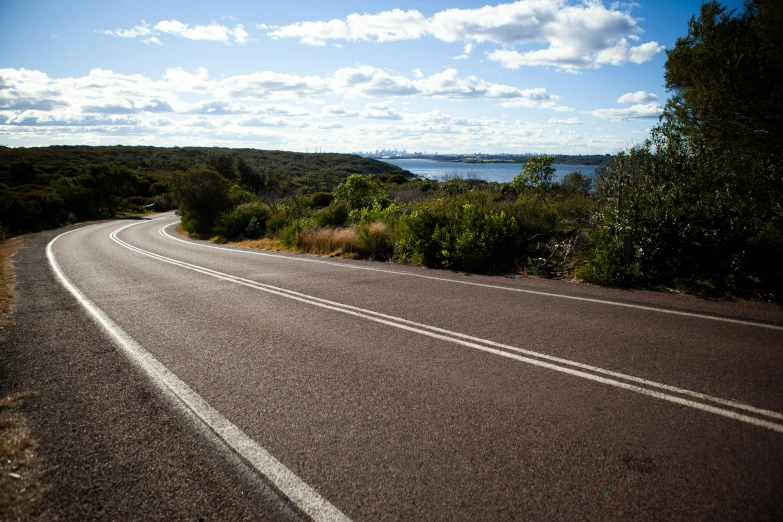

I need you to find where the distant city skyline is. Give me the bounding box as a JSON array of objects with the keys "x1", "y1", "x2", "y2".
[{"x1": 0, "y1": 0, "x2": 744, "y2": 153}]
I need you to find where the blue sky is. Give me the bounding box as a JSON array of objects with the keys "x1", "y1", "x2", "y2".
[{"x1": 0, "y1": 0, "x2": 744, "y2": 154}]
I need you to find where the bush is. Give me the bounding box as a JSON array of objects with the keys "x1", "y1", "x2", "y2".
[
  {"x1": 214, "y1": 201, "x2": 271, "y2": 241},
  {"x1": 333, "y1": 174, "x2": 374, "y2": 210},
  {"x1": 398, "y1": 202, "x2": 519, "y2": 272},
  {"x1": 576, "y1": 229, "x2": 641, "y2": 286},
  {"x1": 314, "y1": 202, "x2": 349, "y2": 228},
  {"x1": 357, "y1": 221, "x2": 394, "y2": 260}
]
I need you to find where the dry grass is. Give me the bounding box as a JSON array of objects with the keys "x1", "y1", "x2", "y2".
[
  {"x1": 0, "y1": 392, "x2": 47, "y2": 521},
  {"x1": 358, "y1": 221, "x2": 393, "y2": 260},
  {"x1": 233, "y1": 237, "x2": 290, "y2": 252},
  {"x1": 295, "y1": 227, "x2": 360, "y2": 258}
]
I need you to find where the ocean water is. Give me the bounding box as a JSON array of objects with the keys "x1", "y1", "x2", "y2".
[{"x1": 381, "y1": 158, "x2": 596, "y2": 183}]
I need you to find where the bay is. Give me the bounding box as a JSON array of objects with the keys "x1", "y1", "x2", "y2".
[{"x1": 381, "y1": 158, "x2": 596, "y2": 183}]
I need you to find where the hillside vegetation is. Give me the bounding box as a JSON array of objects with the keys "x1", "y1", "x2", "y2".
[{"x1": 0, "y1": 146, "x2": 411, "y2": 237}]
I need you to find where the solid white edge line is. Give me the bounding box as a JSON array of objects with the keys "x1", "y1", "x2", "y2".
[
  {"x1": 157, "y1": 219, "x2": 783, "y2": 332},
  {"x1": 115, "y1": 221, "x2": 783, "y2": 434},
  {"x1": 47, "y1": 223, "x2": 352, "y2": 522}
]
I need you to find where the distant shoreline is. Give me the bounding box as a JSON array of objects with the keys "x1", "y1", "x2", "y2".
[{"x1": 365, "y1": 154, "x2": 612, "y2": 166}]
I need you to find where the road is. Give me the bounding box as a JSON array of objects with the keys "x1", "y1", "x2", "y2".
[{"x1": 5, "y1": 212, "x2": 783, "y2": 520}]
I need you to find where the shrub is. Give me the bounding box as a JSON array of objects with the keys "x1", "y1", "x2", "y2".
[
  {"x1": 398, "y1": 202, "x2": 520, "y2": 272},
  {"x1": 214, "y1": 201, "x2": 271, "y2": 241},
  {"x1": 576, "y1": 229, "x2": 641, "y2": 286},
  {"x1": 357, "y1": 221, "x2": 394, "y2": 260},
  {"x1": 333, "y1": 174, "x2": 374, "y2": 210},
  {"x1": 314, "y1": 202, "x2": 349, "y2": 227}
]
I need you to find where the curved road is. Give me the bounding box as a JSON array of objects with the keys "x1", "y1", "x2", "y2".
[{"x1": 13, "y1": 213, "x2": 783, "y2": 519}]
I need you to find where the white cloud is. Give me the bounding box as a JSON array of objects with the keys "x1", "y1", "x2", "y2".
[
  {"x1": 549, "y1": 117, "x2": 583, "y2": 125},
  {"x1": 154, "y1": 20, "x2": 231, "y2": 42},
  {"x1": 268, "y1": 9, "x2": 428, "y2": 45},
  {"x1": 219, "y1": 71, "x2": 328, "y2": 99},
  {"x1": 102, "y1": 19, "x2": 249, "y2": 44},
  {"x1": 590, "y1": 102, "x2": 663, "y2": 121},
  {"x1": 361, "y1": 103, "x2": 403, "y2": 120},
  {"x1": 617, "y1": 91, "x2": 657, "y2": 104},
  {"x1": 102, "y1": 22, "x2": 151, "y2": 38},
  {"x1": 630, "y1": 41, "x2": 665, "y2": 63},
  {"x1": 412, "y1": 68, "x2": 423, "y2": 78},
  {"x1": 268, "y1": 1, "x2": 663, "y2": 71},
  {"x1": 321, "y1": 105, "x2": 360, "y2": 117},
  {"x1": 232, "y1": 24, "x2": 249, "y2": 44},
  {"x1": 1, "y1": 67, "x2": 611, "y2": 152}
]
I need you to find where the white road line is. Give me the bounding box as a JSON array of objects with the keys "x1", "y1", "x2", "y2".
[
  {"x1": 113, "y1": 220, "x2": 783, "y2": 434},
  {"x1": 156, "y1": 219, "x2": 783, "y2": 332},
  {"x1": 48, "y1": 223, "x2": 352, "y2": 522}
]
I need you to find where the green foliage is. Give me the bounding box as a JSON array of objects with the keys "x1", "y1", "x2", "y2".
[
  {"x1": 664, "y1": 0, "x2": 783, "y2": 163},
  {"x1": 560, "y1": 171, "x2": 593, "y2": 197},
  {"x1": 314, "y1": 202, "x2": 350, "y2": 228},
  {"x1": 214, "y1": 201, "x2": 272, "y2": 241},
  {"x1": 588, "y1": 1, "x2": 783, "y2": 295},
  {"x1": 0, "y1": 146, "x2": 413, "y2": 236},
  {"x1": 512, "y1": 155, "x2": 556, "y2": 191},
  {"x1": 333, "y1": 174, "x2": 374, "y2": 210},
  {"x1": 174, "y1": 166, "x2": 230, "y2": 237},
  {"x1": 348, "y1": 200, "x2": 403, "y2": 226},
  {"x1": 398, "y1": 202, "x2": 519, "y2": 272},
  {"x1": 575, "y1": 229, "x2": 641, "y2": 287}
]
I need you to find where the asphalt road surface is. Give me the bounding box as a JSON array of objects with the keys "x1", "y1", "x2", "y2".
[{"x1": 4, "y1": 212, "x2": 783, "y2": 520}]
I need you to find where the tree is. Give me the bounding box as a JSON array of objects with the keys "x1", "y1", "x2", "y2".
[
  {"x1": 512, "y1": 155, "x2": 555, "y2": 191},
  {"x1": 590, "y1": 0, "x2": 783, "y2": 293},
  {"x1": 174, "y1": 166, "x2": 229, "y2": 237},
  {"x1": 664, "y1": 0, "x2": 782, "y2": 162}
]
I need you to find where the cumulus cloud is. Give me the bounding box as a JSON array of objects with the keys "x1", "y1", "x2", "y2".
[
  {"x1": 617, "y1": 90, "x2": 658, "y2": 104},
  {"x1": 361, "y1": 103, "x2": 403, "y2": 120},
  {"x1": 549, "y1": 117, "x2": 583, "y2": 124},
  {"x1": 268, "y1": 1, "x2": 664, "y2": 71},
  {"x1": 102, "y1": 20, "x2": 248, "y2": 44},
  {"x1": 590, "y1": 102, "x2": 663, "y2": 121},
  {"x1": 1, "y1": 66, "x2": 602, "y2": 152},
  {"x1": 268, "y1": 9, "x2": 428, "y2": 45},
  {"x1": 101, "y1": 22, "x2": 151, "y2": 38},
  {"x1": 321, "y1": 105, "x2": 360, "y2": 117}
]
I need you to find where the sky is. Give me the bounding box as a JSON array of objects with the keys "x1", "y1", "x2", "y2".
[{"x1": 0, "y1": 0, "x2": 745, "y2": 154}]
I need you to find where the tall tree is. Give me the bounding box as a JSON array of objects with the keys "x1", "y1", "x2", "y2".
[{"x1": 664, "y1": 0, "x2": 782, "y2": 162}]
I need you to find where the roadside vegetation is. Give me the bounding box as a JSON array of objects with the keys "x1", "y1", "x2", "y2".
[
  {"x1": 174, "y1": 0, "x2": 781, "y2": 299},
  {"x1": 0, "y1": 1, "x2": 778, "y2": 299}
]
